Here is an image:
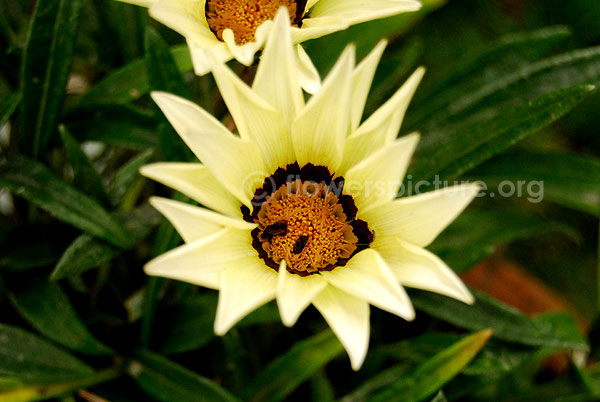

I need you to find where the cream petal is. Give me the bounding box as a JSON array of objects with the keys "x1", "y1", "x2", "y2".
[
  {"x1": 208, "y1": 54, "x2": 293, "y2": 173},
  {"x1": 310, "y1": 0, "x2": 421, "y2": 26},
  {"x1": 253, "y1": 10, "x2": 304, "y2": 129},
  {"x1": 116, "y1": 0, "x2": 156, "y2": 7},
  {"x1": 361, "y1": 183, "x2": 482, "y2": 247},
  {"x1": 149, "y1": 197, "x2": 255, "y2": 243},
  {"x1": 188, "y1": 40, "x2": 232, "y2": 76},
  {"x1": 294, "y1": 44, "x2": 322, "y2": 95},
  {"x1": 222, "y1": 21, "x2": 270, "y2": 67},
  {"x1": 215, "y1": 258, "x2": 278, "y2": 335},
  {"x1": 374, "y1": 236, "x2": 474, "y2": 304},
  {"x1": 291, "y1": 45, "x2": 355, "y2": 172},
  {"x1": 320, "y1": 249, "x2": 414, "y2": 319},
  {"x1": 343, "y1": 133, "x2": 419, "y2": 209},
  {"x1": 151, "y1": 92, "x2": 267, "y2": 206},
  {"x1": 144, "y1": 228, "x2": 256, "y2": 289},
  {"x1": 340, "y1": 67, "x2": 425, "y2": 171},
  {"x1": 306, "y1": 0, "x2": 320, "y2": 9},
  {"x1": 313, "y1": 286, "x2": 370, "y2": 370},
  {"x1": 276, "y1": 261, "x2": 327, "y2": 327},
  {"x1": 140, "y1": 163, "x2": 242, "y2": 218},
  {"x1": 350, "y1": 40, "x2": 387, "y2": 132},
  {"x1": 150, "y1": 4, "x2": 216, "y2": 47},
  {"x1": 290, "y1": 17, "x2": 349, "y2": 43}
]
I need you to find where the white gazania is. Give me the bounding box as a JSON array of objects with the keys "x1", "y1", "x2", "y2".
[
  {"x1": 116, "y1": 0, "x2": 421, "y2": 92},
  {"x1": 140, "y1": 10, "x2": 479, "y2": 370}
]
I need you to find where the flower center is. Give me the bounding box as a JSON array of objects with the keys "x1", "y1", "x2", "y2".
[
  {"x1": 205, "y1": 0, "x2": 306, "y2": 45},
  {"x1": 256, "y1": 180, "x2": 358, "y2": 275},
  {"x1": 243, "y1": 163, "x2": 374, "y2": 277}
]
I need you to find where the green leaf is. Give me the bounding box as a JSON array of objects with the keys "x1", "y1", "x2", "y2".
[
  {"x1": 8, "y1": 279, "x2": 112, "y2": 355},
  {"x1": 409, "y1": 44, "x2": 600, "y2": 160},
  {"x1": 108, "y1": 149, "x2": 154, "y2": 205},
  {"x1": 0, "y1": 323, "x2": 93, "y2": 382},
  {"x1": 65, "y1": 104, "x2": 159, "y2": 150},
  {"x1": 369, "y1": 330, "x2": 492, "y2": 402},
  {"x1": 144, "y1": 28, "x2": 190, "y2": 98},
  {"x1": 0, "y1": 367, "x2": 122, "y2": 402},
  {"x1": 0, "y1": 155, "x2": 132, "y2": 248},
  {"x1": 410, "y1": 289, "x2": 589, "y2": 350},
  {"x1": 408, "y1": 25, "x2": 572, "y2": 128},
  {"x1": 19, "y1": 0, "x2": 82, "y2": 158},
  {"x1": 50, "y1": 203, "x2": 161, "y2": 280},
  {"x1": 429, "y1": 209, "x2": 578, "y2": 274},
  {"x1": 76, "y1": 45, "x2": 192, "y2": 107},
  {"x1": 0, "y1": 91, "x2": 20, "y2": 129},
  {"x1": 243, "y1": 330, "x2": 344, "y2": 402},
  {"x1": 408, "y1": 85, "x2": 595, "y2": 183},
  {"x1": 339, "y1": 364, "x2": 411, "y2": 402},
  {"x1": 305, "y1": 0, "x2": 445, "y2": 74},
  {"x1": 145, "y1": 28, "x2": 194, "y2": 162},
  {"x1": 59, "y1": 125, "x2": 110, "y2": 206},
  {"x1": 130, "y1": 350, "x2": 241, "y2": 402},
  {"x1": 469, "y1": 149, "x2": 600, "y2": 216},
  {"x1": 156, "y1": 293, "x2": 280, "y2": 355}
]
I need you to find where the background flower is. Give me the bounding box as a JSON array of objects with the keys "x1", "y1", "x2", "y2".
[{"x1": 115, "y1": 0, "x2": 420, "y2": 91}]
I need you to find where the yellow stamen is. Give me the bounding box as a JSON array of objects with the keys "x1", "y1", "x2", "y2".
[
  {"x1": 256, "y1": 180, "x2": 358, "y2": 275},
  {"x1": 205, "y1": 0, "x2": 300, "y2": 45}
]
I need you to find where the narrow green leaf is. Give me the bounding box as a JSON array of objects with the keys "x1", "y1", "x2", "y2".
[
  {"x1": 411, "y1": 289, "x2": 589, "y2": 350},
  {"x1": 9, "y1": 279, "x2": 112, "y2": 355},
  {"x1": 0, "y1": 366, "x2": 122, "y2": 402},
  {"x1": 429, "y1": 209, "x2": 578, "y2": 273},
  {"x1": 0, "y1": 323, "x2": 93, "y2": 382},
  {"x1": 243, "y1": 330, "x2": 344, "y2": 402},
  {"x1": 65, "y1": 104, "x2": 159, "y2": 150},
  {"x1": 19, "y1": 0, "x2": 82, "y2": 158},
  {"x1": 77, "y1": 45, "x2": 192, "y2": 107},
  {"x1": 310, "y1": 369, "x2": 335, "y2": 402},
  {"x1": 0, "y1": 155, "x2": 132, "y2": 247},
  {"x1": 369, "y1": 330, "x2": 492, "y2": 402},
  {"x1": 157, "y1": 293, "x2": 279, "y2": 355},
  {"x1": 50, "y1": 203, "x2": 161, "y2": 280},
  {"x1": 408, "y1": 85, "x2": 595, "y2": 183},
  {"x1": 0, "y1": 91, "x2": 20, "y2": 128},
  {"x1": 130, "y1": 350, "x2": 241, "y2": 402},
  {"x1": 469, "y1": 150, "x2": 600, "y2": 216},
  {"x1": 109, "y1": 149, "x2": 154, "y2": 205},
  {"x1": 145, "y1": 28, "x2": 194, "y2": 162},
  {"x1": 305, "y1": 0, "x2": 445, "y2": 74},
  {"x1": 339, "y1": 364, "x2": 411, "y2": 402},
  {"x1": 144, "y1": 28, "x2": 190, "y2": 98},
  {"x1": 408, "y1": 25, "x2": 572, "y2": 127},
  {"x1": 59, "y1": 125, "x2": 110, "y2": 206}
]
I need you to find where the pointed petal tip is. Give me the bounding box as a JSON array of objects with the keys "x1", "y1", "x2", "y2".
[{"x1": 213, "y1": 321, "x2": 228, "y2": 336}]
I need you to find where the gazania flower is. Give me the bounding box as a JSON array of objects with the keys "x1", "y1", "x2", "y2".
[
  {"x1": 141, "y1": 10, "x2": 478, "y2": 369},
  {"x1": 116, "y1": 0, "x2": 421, "y2": 91}
]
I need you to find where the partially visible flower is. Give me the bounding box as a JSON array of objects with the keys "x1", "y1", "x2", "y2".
[
  {"x1": 141, "y1": 10, "x2": 478, "y2": 370},
  {"x1": 116, "y1": 0, "x2": 421, "y2": 91}
]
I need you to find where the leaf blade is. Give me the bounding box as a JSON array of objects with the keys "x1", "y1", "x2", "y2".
[
  {"x1": 19, "y1": 0, "x2": 82, "y2": 158},
  {"x1": 0, "y1": 155, "x2": 132, "y2": 248}
]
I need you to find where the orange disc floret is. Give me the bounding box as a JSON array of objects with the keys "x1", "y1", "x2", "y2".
[{"x1": 206, "y1": 0, "x2": 301, "y2": 45}]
